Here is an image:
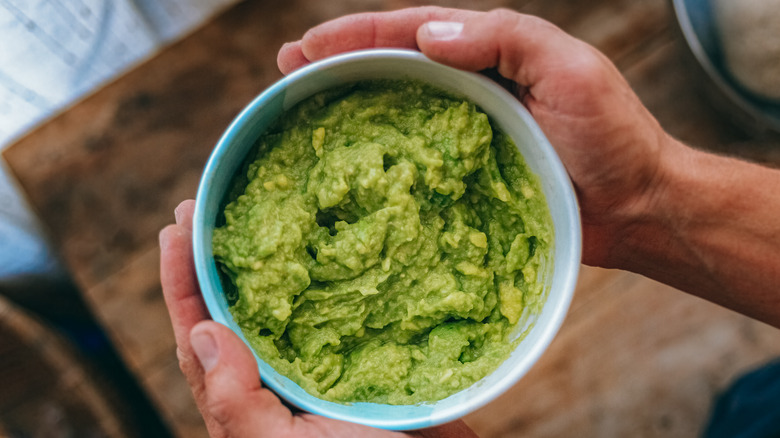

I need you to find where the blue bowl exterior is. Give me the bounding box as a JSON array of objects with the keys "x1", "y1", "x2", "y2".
[{"x1": 193, "y1": 49, "x2": 581, "y2": 430}]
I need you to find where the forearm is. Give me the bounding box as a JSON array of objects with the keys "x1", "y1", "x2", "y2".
[{"x1": 612, "y1": 139, "x2": 780, "y2": 327}]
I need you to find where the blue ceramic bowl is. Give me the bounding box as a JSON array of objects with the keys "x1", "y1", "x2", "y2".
[{"x1": 193, "y1": 49, "x2": 581, "y2": 430}]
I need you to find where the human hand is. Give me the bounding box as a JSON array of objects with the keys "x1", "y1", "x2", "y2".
[
  {"x1": 159, "y1": 200, "x2": 478, "y2": 438},
  {"x1": 277, "y1": 7, "x2": 679, "y2": 268}
]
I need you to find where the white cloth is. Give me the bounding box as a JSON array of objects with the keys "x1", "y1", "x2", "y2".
[{"x1": 0, "y1": 0, "x2": 237, "y2": 282}]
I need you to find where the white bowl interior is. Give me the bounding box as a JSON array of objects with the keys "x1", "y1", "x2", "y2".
[{"x1": 193, "y1": 49, "x2": 581, "y2": 430}]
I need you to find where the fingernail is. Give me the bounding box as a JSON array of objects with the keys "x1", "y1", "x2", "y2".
[
  {"x1": 174, "y1": 205, "x2": 184, "y2": 225},
  {"x1": 423, "y1": 21, "x2": 464, "y2": 41},
  {"x1": 191, "y1": 330, "x2": 219, "y2": 372},
  {"x1": 159, "y1": 229, "x2": 169, "y2": 250}
]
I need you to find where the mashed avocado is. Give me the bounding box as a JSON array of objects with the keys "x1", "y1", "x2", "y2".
[{"x1": 212, "y1": 80, "x2": 553, "y2": 405}]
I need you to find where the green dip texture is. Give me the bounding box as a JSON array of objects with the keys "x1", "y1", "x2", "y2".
[{"x1": 212, "y1": 80, "x2": 553, "y2": 405}]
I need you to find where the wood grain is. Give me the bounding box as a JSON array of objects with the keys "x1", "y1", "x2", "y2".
[
  {"x1": 465, "y1": 267, "x2": 780, "y2": 438},
  {"x1": 3, "y1": 0, "x2": 779, "y2": 437}
]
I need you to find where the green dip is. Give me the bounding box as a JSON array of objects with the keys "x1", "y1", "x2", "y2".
[{"x1": 213, "y1": 80, "x2": 553, "y2": 405}]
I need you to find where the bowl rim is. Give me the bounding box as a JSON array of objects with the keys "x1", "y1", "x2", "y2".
[{"x1": 193, "y1": 48, "x2": 581, "y2": 430}]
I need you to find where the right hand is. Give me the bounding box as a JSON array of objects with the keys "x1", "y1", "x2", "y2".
[{"x1": 277, "y1": 7, "x2": 679, "y2": 268}]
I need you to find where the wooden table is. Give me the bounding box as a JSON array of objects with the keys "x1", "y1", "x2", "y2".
[{"x1": 4, "y1": 1, "x2": 779, "y2": 437}]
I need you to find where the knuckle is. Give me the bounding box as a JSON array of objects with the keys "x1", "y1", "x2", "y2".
[
  {"x1": 177, "y1": 346, "x2": 200, "y2": 377},
  {"x1": 567, "y1": 47, "x2": 610, "y2": 81},
  {"x1": 206, "y1": 392, "x2": 235, "y2": 426},
  {"x1": 418, "y1": 5, "x2": 446, "y2": 17},
  {"x1": 485, "y1": 9, "x2": 559, "y2": 34},
  {"x1": 557, "y1": 51, "x2": 616, "y2": 102},
  {"x1": 523, "y1": 14, "x2": 560, "y2": 32},
  {"x1": 483, "y1": 9, "x2": 560, "y2": 40},
  {"x1": 486, "y1": 7, "x2": 514, "y2": 17},
  {"x1": 485, "y1": 8, "x2": 519, "y2": 25}
]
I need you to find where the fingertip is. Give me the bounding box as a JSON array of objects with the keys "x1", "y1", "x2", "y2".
[
  {"x1": 159, "y1": 224, "x2": 182, "y2": 251},
  {"x1": 174, "y1": 199, "x2": 196, "y2": 230},
  {"x1": 299, "y1": 25, "x2": 332, "y2": 62},
  {"x1": 299, "y1": 13, "x2": 378, "y2": 61},
  {"x1": 278, "y1": 40, "x2": 309, "y2": 75},
  {"x1": 159, "y1": 222, "x2": 198, "y2": 306},
  {"x1": 159, "y1": 226, "x2": 170, "y2": 250}
]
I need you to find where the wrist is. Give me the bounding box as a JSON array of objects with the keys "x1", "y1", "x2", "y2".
[
  {"x1": 580, "y1": 132, "x2": 684, "y2": 269},
  {"x1": 605, "y1": 138, "x2": 780, "y2": 325},
  {"x1": 606, "y1": 139, "x2": 703, "y2": 274}
]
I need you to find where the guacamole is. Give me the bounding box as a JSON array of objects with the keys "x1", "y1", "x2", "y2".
[{"x1": 212, "y1": 80, "x2": 553, "y2": 405}]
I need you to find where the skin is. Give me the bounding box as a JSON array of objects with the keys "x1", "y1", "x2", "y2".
[
  {"x1": 161, "y1": 200, "x2": 476, "y2": 438},
  {"x1": 160, "y1": 6, "x2": 780, "y2": 437}
]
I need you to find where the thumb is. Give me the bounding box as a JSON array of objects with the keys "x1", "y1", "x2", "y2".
[
  {"x1": 415, "y1": 9, "x2": 600, "y2": 95},
  {"x1": 190, "y1": 321, "x2": 293, "y2": 437}
]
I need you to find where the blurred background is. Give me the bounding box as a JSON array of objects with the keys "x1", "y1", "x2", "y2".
[
  {"x1": 0, "y1": 0, "x2": 778, "y2": 437},
  {"x1": 0, "y1": 1, "x2": 236, "y2": 436},
  {"x1": 0, "y1": 0, "x2": 236, "y2": 303}
]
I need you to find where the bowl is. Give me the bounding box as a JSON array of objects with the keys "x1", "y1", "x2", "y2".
[
  {"x1": 672, "y1": 0, "x2": 780, "y2": 134},
  {"x1": 192, "y1": 49, "x2": 581, "y2": 430}
]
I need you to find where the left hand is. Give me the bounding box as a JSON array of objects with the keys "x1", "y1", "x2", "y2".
[{"x1": 159, "y1": 199, "x2": 478, "y2": 438}]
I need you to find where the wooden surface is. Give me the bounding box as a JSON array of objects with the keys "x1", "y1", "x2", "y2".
[
  {"x1": 4, "y1": 0, "x2": 780, "y2": 437},
  {"x1": 0, "y1": 296, "x2": 125, "y2": 437}
]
